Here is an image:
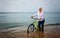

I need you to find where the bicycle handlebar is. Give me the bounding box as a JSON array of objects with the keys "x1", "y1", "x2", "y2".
[{"x1": 31, "y1": 18, "x2": 38, "y2": 20}]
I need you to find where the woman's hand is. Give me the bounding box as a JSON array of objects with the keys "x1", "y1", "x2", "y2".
[{"x1": 31, "y1": 16, "x2": 34, "y2": 18}]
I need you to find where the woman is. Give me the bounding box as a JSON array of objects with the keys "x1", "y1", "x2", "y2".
[{"x1": 31, "y1": 7, "x2": 45, "y2": 31}]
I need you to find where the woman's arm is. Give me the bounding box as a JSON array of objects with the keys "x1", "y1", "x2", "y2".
[{"x1": 31, "y1": 13, "x2": 37, "y2": 18}]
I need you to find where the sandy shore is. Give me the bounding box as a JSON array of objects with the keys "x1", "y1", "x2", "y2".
[{"x1": 0, "y1": 25, "x2": 60, "y2": 38}]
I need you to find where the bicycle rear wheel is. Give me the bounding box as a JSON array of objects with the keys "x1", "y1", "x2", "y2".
[{"x1": 27, "y1": 24, "x2": 34, "y2": 33}]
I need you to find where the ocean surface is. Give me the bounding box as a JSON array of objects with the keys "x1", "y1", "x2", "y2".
[{"x1": 0, "y1": 12, "x2": 60, "y2": 30}]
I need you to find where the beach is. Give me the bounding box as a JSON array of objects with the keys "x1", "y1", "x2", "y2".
[
  {"x1": 0, "y1": 25, "x2": 60, "y2": 38},
  {"x1": 0, "y1": 0, "x2": 60, "y2": 38}
]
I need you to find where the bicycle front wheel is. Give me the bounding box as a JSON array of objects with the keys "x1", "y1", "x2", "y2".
[{"x1": 27, "y1": 24, "x2": 34, "y2": 33}]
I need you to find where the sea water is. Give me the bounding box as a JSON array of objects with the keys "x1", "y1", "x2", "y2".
[{"x1": 0, "y1": 12, "x2": 60, "y2": 30}]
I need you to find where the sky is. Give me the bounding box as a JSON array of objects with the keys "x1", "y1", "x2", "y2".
[{"x1": 0, "y1": 0, "x2": 60, "y2": 12}]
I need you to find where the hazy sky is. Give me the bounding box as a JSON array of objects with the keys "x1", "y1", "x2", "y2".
[{"x1": 0, "y1": 0, "x2": 60, "y2": 12}]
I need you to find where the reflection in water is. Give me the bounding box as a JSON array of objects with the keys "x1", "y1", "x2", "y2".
[
  {"x1": 27, "y1": 31, "x2": 44, "y2": 38},
  {"x1": 27, "y1": 25, "x2": 60, "y2": 38},
  {"x1": 0, "y1": 25, "x2": 60, "y2": 38}
]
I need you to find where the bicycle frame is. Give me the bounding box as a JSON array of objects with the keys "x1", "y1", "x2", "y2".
[{"x1": 32, "y1": 18, "x2": 39, "y2": 30}]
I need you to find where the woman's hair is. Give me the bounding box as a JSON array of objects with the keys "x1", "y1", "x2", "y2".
[
  {"x1": 39, "y1": 7, "x2": 42, "y2": 11},
  {"x1": 38, "y1": 7, "x2": 43, "y2": 12}
]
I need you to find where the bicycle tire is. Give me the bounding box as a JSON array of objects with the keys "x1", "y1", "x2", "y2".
[{"x1": 27, "y1": 24, "x2": 34, "y2": 33}]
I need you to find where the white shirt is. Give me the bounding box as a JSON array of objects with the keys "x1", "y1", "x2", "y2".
[{"x1": 33, "y1": 11, "x2": 44, "y2": 21}]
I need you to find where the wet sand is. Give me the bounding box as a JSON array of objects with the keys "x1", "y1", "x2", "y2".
[{"x1": 0, "y1": 25, "x2": 60, "y2": 38}]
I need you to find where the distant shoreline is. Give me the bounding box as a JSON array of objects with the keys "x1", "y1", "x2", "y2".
[{"x1": 0, "y1": 12, "x2": 60, "y2": 14}]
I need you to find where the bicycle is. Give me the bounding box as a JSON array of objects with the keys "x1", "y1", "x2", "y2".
[{"x1": 27, "y1": 18, "x2": 39, "y2": 33}]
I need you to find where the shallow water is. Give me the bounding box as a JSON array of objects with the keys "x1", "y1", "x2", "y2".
[{"x1": 0, "y1": 25, "x2": 60, "y2": 38}]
